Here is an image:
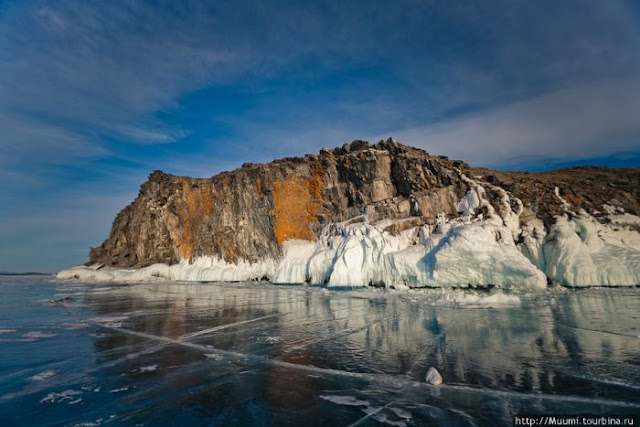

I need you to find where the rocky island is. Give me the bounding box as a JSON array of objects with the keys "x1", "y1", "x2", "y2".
[{"x1": 58, "y1": 139, "x2": 640, "y2": 289}]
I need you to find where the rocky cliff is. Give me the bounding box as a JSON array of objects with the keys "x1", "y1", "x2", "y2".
[
  {"x1": 60, "y1": 139, "x2": 640, "y2": 288},
  {"x1": 88, "y1": 139, "x2": 469, "y2": 267}
]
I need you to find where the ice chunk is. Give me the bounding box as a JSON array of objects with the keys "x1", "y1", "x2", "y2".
[
  {"x1": 385, "y1": 222, "x2": 547, "y2": 289},
  {"x1": 542, "y1": 215, "x2": 640, "y2": 287},
  {"x1": 425, "y1": 367, "x2": 443, "y2": 386}
]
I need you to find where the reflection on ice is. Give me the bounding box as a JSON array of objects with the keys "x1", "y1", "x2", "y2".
[{"x1": 0, "y1": 278, "x2": 639, "y2": 426}]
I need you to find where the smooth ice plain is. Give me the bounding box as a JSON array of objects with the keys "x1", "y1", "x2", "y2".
[{"x1": 1, "y1": 276, "x2": 640, "y2": 426}]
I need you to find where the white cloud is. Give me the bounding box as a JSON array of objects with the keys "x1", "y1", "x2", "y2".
[
  {"x1": 112, "y1": 126, "x2": 190, "y2": 145},
  {"x1": 389, "y1": 78, "x2": 640, "y2": 167},
  {"x1": 0, "y1": 112, "x2": 107, "y2": 165}
]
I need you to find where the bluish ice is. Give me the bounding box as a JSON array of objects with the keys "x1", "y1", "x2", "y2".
[{"x1": 1, "y1": 276, "x2": 639, "y2": 426}]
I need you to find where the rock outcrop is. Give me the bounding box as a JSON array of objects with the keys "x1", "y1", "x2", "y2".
[
  {"x1": 89, "y1": 139, "x2": 469, "y2": 267},
  {"x1": 61, "y1": 139, "x2": 640, "y2": 288}
]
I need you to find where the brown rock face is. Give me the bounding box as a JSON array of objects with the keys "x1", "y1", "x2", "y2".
[
  {"x1": 468, "y1": 166, "x2": 640, "y2": 224},
  {"x1": 88, "y1": 139, "x2": 640, "y2": 268}
]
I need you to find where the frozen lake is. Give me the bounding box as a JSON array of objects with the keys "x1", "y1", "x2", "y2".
[{"x1": 1, "y1": 276, "x2": 639, "y2": 426}]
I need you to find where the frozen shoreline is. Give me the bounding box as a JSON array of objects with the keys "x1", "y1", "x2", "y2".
[
  {"x1": 58, "y1": 178, "x2": 640, "y2": 290},
  {"x1": 57, "y1": 214, "x2": 640, "y2": 289}
]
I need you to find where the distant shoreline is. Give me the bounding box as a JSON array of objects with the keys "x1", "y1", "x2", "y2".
[{"x1": 0, "y1": 272, "x2": 51, "y2": 276}]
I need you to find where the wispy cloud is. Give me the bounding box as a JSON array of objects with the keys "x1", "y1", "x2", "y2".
[
  {"x1": 0, "y1": 112, "x2": 106, "y2": 163},
  {"x1": 389, "y1": 79, "x2": 640, "y2": 168}
]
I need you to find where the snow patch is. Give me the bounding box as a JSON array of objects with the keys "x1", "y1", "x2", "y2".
[
  {"x1": 22, "y1": 331, "x2": 56, "y2": 339},
  {"x1": 609, "y1": 213, "x2": 640, "y2": 227},
  {"x1": 554, "y1": 187, "x2": 571, "y2": 213},
  {"x1": 319, "y1": 395, "x2": 370, "y2": 407},
  {"x1": 205, "y1": 353, "x2": 224, "y2": 361},
  {"x1": 30, "y1": 370, "x2": 56, "y2": 381},
  {"x1": 40, "y1": 389, "x2": 82, "y2": 404}
]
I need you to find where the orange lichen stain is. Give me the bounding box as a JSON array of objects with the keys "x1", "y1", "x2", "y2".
[
  {"x1": 271, "y1": 165, "x2": 324, "y2": 246},
  {"x1": 256, "y1": 176, "x2": 263, "y2": 194},
  {"x1": 176, "y1": 181, "x2": 214, "y2": 259}
]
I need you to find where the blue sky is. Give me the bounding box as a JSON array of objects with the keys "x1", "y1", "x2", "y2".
[{"x1": 1, "y1": 0, "x2": 639, "y2": 272}]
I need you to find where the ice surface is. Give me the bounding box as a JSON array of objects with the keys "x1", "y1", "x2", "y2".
[{"x1": 1, "y1": 277, "x2": 639, "y2": 425}]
